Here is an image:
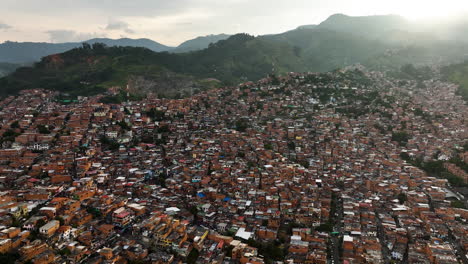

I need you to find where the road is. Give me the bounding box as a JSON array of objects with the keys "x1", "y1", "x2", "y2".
[{"x1": 329, "y1": 194, "x2": 343, "y2": 264}]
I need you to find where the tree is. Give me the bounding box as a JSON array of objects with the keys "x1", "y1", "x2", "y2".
[
  {"x1": 288, "y1": 141, "x2": 296, "y2": 150},
  {"x1": 37, "y1": 124, "x2": 51, "y2": 134},
  {"x1": 451, "y1": 200, "x2": 466, "y2": 209},
  {"x1": 117, "y1": 121, "x2": 131, "y2": 131},
  {"x1": 36, "y1": 219, "x2": 46, "y2": 229},
  {"x1": 189, "y1": 205, "x2": 198, "y2": 217},
  {"x1": 92, "y1": 42, "x2": 107, "y2": 51},
  {"x1": 155, "y1": 127, "x2": 170, "y2": 137},
  {"x1": 0, "y1": 252, "x2": 20, "y2": 264},
  {"x1": 235, "y1": 119, "x2": 249, "y2": 132},
  {"x1": 10, "y1": 121, "x2": 19, "y2": 129},
  {"x1": 99, "y1": 135, "x2": 120, "y2": 151},
  {"x1": 11, "y1": 217, "x2": 21, "y2": 227},
  {"x1": 58, "y1": 247, "x2": 71, "y2": 256},
  {"x1": 81, "y1": 43, "x2": 91, "y2": 50},
  {"x1": 391, "y1": 131, "x2": 410, "y2": 145},
  {"x1": 186, "y1": 249, "x2": 199, "y2": 264},
  {"x1": 55, "y1": 216, "x2": 65, "y2": 225},
  {"x1": 397, "y1": 193, "x2": 407, "y2": 204},
  {"x1": 270, "y1": 74, "x2": 280, "y2": 85},
  {"x1": 146, "y1": 108, "x2": 166, "y2": 121},
  {"x1": 315, "y1": 222, "x2": 333, "y2": 233}
]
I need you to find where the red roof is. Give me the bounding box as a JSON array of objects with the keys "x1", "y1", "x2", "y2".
[
  {"x1": 116, "y1": 212, "x2": 130, "y2": 218},
  {"x1": 217, "y1": 240, "x2": 224, "y2": 249}
]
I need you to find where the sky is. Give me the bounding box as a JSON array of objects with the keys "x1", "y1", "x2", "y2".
[{"x1": 1, "y1": 0, "x2": 468, "y2": 46}]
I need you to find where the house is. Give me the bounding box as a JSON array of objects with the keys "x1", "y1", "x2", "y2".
[
  {"x1": 112, "y1": 207, "x2": 133, "y2": 227},
  {"x1": 39, "y1": 220, "x2": 60, "y2": 237}
]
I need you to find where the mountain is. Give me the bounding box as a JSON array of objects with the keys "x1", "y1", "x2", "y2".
[
  {"x1": 262, "y1": 27, "x2": 391, "y2": 71},
  {"x1": 84, "y1": 38, "x2": 173, "y2": 52},
  {"x1": 0, "y1": 44, "x2": 199, "y2": 98},
  {"x1": 0, "y1": 41, "x2": 78, "y2": 64},
  {"x1": 2, "y1": 13, "x2": 468, "y2": 67},
  {"x1": 3, "y1": 14, "x2": 468, "y2": 98},
  {"x1": 296, "y1": 25, "x2": 317, "y2": 30},
  {"x1": 316, "y1": 14, "x2": 409, "y2": 39},
  {"x1": 0, "y1": 34, "x2": 304, "y2": 97},
  {"x1": 0, "y1": 62, "x2": 21, "y2": 77},
  {"x1": 156, "y1": 34, "x2": 306, "y2": 83},
  {"x1": 173, "y1": 34, "x2": 231, "y2": 53},
  {"x1": 0, "y1": 35, "x2": 232, "y2": 64},
  {"x1": 0, "y1": 38, "x2": 173, "y2": 64},
  {"x1": 442, "y1": 61, "x2": 468, "y2": 101}
]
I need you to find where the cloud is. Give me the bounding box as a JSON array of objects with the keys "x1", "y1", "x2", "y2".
[
  {"x1": 46, "y1": 30, "x2": 106, "y2": 43},
  {"x1": 2, "y1": 0, "x2": 194, "y2": 17},
  {"x1": 0, "y1": 22, "x2": 12, "y2": 30},
  {"x1": 80, "y1": 0, "x2": 193, "y2": 17},
  {"x1": 105, "y1": 19, "x2": 135, "y2": 34}
]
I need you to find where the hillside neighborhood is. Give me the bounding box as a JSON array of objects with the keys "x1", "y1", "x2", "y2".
[{"x1": 0, "y1": 67, "x2": 466, "y2": 264}]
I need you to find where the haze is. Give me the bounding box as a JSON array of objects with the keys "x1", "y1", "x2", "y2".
[{"x1": 1, "y1": 0, "x2": 468, "y2": 46}]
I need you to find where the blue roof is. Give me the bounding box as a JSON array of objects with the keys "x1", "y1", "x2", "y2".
[{"x1": 197, "y1": 192, "x2": 206, "y2": 198}]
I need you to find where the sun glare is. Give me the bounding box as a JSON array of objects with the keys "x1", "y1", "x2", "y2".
[{"x1": 398, "y1": 1, "x2": 468, "y2": 20}]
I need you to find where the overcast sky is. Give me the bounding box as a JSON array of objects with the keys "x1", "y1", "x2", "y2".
[{"x1": 1, "y1": 0, "x2": 467, "y2": 46}]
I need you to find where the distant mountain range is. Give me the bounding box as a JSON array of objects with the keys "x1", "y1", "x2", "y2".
[
  {"x1": 0, "y1": 62, "x2": 19, "y2": 78},
  {"x1": 173, "y1": 34, "x2": 231, "y2": 53},
  {"x1": 2, "y1": 13, "x2": 468, "y2": 97},
  {"x1": 316, "y1": 14, "x2": 408, "y2": 38},
  {"x1": 0, "y1": 34, "x2": 232, "y2": 65}
]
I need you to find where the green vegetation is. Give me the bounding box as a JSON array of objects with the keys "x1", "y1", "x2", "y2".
[
  {"x1": 0, "y1": 253, "x2": 20, "y2": 264},
  {"x1": 451, "y1": 200, "x2": 466, "y2": 209},
  {"x1": 99, "y1": 89, "x2": 143, "y2": 104},
  {"x1": 0, "y1": 35, "x2": 305, "y2": 97},
  {"x1": 10, "y1": 121, "x2": 19, "y2": 129},
  {"x1": 247, "y1": 239, "x2": 286, "y2": 263},
  {"x1": 1, "y1": 32, "x2": 464, "y2": 100},
  {"x1": 0, "y1": 43, "x2": 189, "y2": 98},
  {"x1": 37, "y1": 124, "x2": 51, "y2": 134},
  {"x1": 397, "y1": 192, "x2": 407, "y2": 204},
  {"x1": 58, "y1": 247, "x2": 72, "y2": 256},
  {"x1": 146, "y1": 108, "x2": 167, "y2": 121},
  {"x1": 156, "y1": 34, "x2": 305, "y2": 84},
  {"x1": 400, "y1": 153, "x2": 468, "y2": 187},
  {"x1": 86, "y1": 207, "x2": 102, "y2": 218},
  {"x1": 174, "y1": 34, "x2": 230, "y2": 53},
  {"x1": 1, "y1": 129, "x2": 20, "y2": 144},
  {"x1": 117, "y1": 121, "x2": 131, "y2": 131},
  {"x1": 1, "y1": 24, "x2": 467, "y2": 100},
  {"x1": 235, "y1": 118, "x2": 249, "y2": 132},
  {"x1": 186, "y1": 248, "x2": 200, "y2": 264},
  {"x1": 449, "y1": 156, "x2": 468, "y2": 173},
  {"x1": 99, "y1": 135, "x2": 120, "y2": 151},
  {"x1": 0, "y1": 62, "x2": 20, "y2": 77},
  {"x1": 3, "y1": 14, "x2": 468, "y2": 99},
  {"x1": 315, "y1": 222, "x2": 333, "y2": 232},
  {"x1": 263, "y1": 27, "x2": 389, "y2": 72},
  {"x1": 442, "y1": 61, "x2": 468, "y2": 102},
  {"x1": 154, "y1": 172, "x2": 168, "y2": 188},
  {"x1": 389, "y1": 64, "x2": 432, "y2": 81},
  {"x1": 391, "y1": 131, "x2": 410, "y2": 145},
  {"x1": 156, "y1": 125, "x2": 170, "y2": 134}
]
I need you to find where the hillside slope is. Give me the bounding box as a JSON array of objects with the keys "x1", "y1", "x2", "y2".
[
  {"x1": 173, "y1": 34, "x2": 231, "y2": 53},
  {"x1": 0, "y1": 63, "x2": 20, "y2": 77},
  {"x1": 0, "y1": 44, "x2": 195, "y2": 98},
  {"x1": 0, "y1": 38, "x2": 173, "y2": 64},
  {"x1": 442, "y1": 61, "x2": 468, "y2": 101},
  {"x1": 0, "y1": 35, "x2": 302, "y2": 97}
]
